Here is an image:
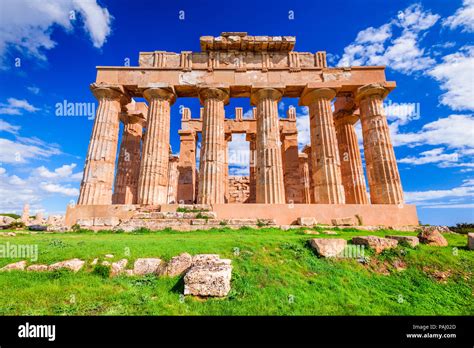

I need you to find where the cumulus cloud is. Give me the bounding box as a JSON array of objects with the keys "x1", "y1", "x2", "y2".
[
  {"x1": 428, "y1": 45, "x2": 474, "y2": 111},
  {"x1": 443, "y1": 0, "x2": 474, "y2": 33},
  {"x1": 0, "y1": 119, "x2": 20, "y2": 134},
  {"x1": 0, "y1": 0, "x2": 112, "y2": 66},
  {"x1": 338, "y1": 4, "x2": 439, "y2": 74},
  {"x1": 228, "y1": 134, "x2": 250, "y2": 176},
  {"x1": 0, "y1": 98, "x2": 39, "y2": 115},
  {"x1": 405, "y1": 178, "x2": 474, "y2": 205}
]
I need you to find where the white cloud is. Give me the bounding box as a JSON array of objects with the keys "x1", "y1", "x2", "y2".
[
  {"x1": 0, "y1": 0, "x2": 112, "y2": 65},
  {"x1": 228, "y1": 134, "x2": 250, "y2": 176},
  {"x1": 40, "y1": 183, "x2": 79, "y2": 196},
  {"x1": 0, "y1": 137, "x2": 61, "y2": 163},
  {"x1": 338, "y1": 4, "x2": 439, "y2": 74},
  {"x1": 405, "y1": 178, "x2": 474, "y2": 204},
  {"x1": 428, "y1": 45, "x2": 474, "y2": 111},
  {"x1": 399, "y1": 147, "x2": 459, "y2": 166},
  {"x1": 36, "y1": 163, "x2": 81, "y2": 179},
  {"x1": 443, "y1": 0, "x2": 474, "y2": 33},
  {"x1": 296, "y1": 106, "x2": 310, "y2": 150},
  {"x1": 0, "y1": 98, "x2": 39, "y2": 115},
  {"x1": 27, "y1": 86, "x2": 40, "y2": 95},
  {"x1": 0, "y1": 119, "x2": 20, "y2": 134}
]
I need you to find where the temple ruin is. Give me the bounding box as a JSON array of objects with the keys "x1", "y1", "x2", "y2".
[{"x1": 66, "y1": 33, "x2": 418, "y2": 229}]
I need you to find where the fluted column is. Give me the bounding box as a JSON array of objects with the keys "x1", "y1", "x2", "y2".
[
  {"x1": 246, "y1": 133, "x2": 257, "y2": 203},
  {"x1": 197, "y1": 88, "x2": 229, "y2": 204},
  {"x1": 177, "y1": 130, "x2": 197, "y2": 204},
  {"x1": 300, "y1": 88, "x2": 345, "y2": 204},
  {"x1": 356, "y1": 84, "x2": 404, "y2": 204},
  {"x1": 112, "y1": 120, "x2": 142, "y2": 204},
  {"x1": 137, "y1": 87, "x2": 176, "y2": 205},
  {"x1": 224, "y1": 133, "x2": 232, "y2": 203},
  {"x1": 251, "y1": 88, "x2": 285, "y2": 204},
  {"x1": 78, "y1": 84, "x2": 129, "y2": 205},
  {"x1": 334, "y1": 111, "x2": 369, "y2": 204}
]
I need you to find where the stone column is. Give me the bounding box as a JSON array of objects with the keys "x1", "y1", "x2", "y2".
[
  {"x1": 112, "y1": 120, "x2": 142, "y2": 204},
  {"x1": 334, "y1": 110, "x2": 369, "y2": 204},
  {"x1": 281, "y1": 131, "x2": 302, "y2": 203},
  {"x1": 167, "y1": 155, "x2": 179, "y2": 203},
  {"x1": 356, "y1": 84, "x2": 404, "y2": 204},
  {"x1": 246, "y1": 133, "x2": 257, "y2": 203},
  {"x1": 197, "y1": 88, "x2": 229, "y2": 205},
  {"x1": 78, "y1": 84, "x2": 129, "y2": 205},
  {"x1": 177, "y1": 130, "x2": 197, "y2": 204},
  {"x1": 137, "y1": 87, "x2": 176, "y2": 205},
  {"x1": 302, "y1": 145, "x2": 314, "y2": 203},
  {"x1": 224, "y1": 133, "x2": 232, "y2": 203},
  {"x1": 251, "y1": 88, "x2": 286, "y2": 204},
  {"x1": 300, "y1": 88, "x2": 345, "y2": 204},
  {"x1": 299, "y1": 153, "x2": 312, "y2": 203}
]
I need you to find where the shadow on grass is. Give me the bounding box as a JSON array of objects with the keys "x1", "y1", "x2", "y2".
[{"x1": 171, "y1": 276, "x2": 185, "y2": 294}]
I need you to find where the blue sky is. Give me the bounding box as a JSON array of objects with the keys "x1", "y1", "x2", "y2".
[{"x1": 0, "y1": 0, "x2": 473, "y2": 225}]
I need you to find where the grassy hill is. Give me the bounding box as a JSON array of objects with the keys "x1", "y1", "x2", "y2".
[{"x1": 0, "y1": 227, "x2": 472, "y2": 315}]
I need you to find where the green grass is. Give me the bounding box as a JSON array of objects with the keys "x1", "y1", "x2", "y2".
[{"x1": 0, "y1": 227, "x2": 472, "y2": 316}]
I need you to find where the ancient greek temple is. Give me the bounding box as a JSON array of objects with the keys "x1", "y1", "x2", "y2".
[{"x1": 67, "y1": 33, "x2": 418, "y2": 228}]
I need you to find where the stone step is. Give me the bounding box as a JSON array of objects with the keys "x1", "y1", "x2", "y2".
[{"x1": 133, "y1": 211, "x2": 217, "y2": 219}]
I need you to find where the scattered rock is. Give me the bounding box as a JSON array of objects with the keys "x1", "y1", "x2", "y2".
[
  {"x1": 90, "y1": 258, "x2": 98, "y2": 266},
  {"x1": 111, "y1": 259, "x2": 128, "y2": 277},
  {"x1": 309, "y1": 238, "x2": 347, "y2": 258},
  {"x1": 392, "y1": 259, "x2": 407, "y2": 272},
  {"x1": 0, "y1": 216, "x2": 15, "y2": 229},
  {"x1": 351, "y1": 236, "x2": 398, "y2": 254},
  {"x1": 184, "y1": 254, "x2": 232, "y2": 297},
  {"x1": 7, "y1": 232, "x2": 16, "y2": 237},
  {"x1": 49, "y1": 258, "x2": 85, "y2": 272},
  {"x1": 331, "y1": 217, "x2": 356, "y2": 226},
  {"x1": 133, "y1": 258, "x2": 163, "y2": 276},
  {"x1": 164, "y1": 253, "x2": 192, "y2": 276},
  {"x1": 26, "y1": 264, "x2": 48, "y2": 272},
  {"x1": 105, "y1": 254, "x2": 114, "y2": 259},
  {"x1": 101, "y1": 261, "x2": 111, "y2": 266},
  {"x1": 386, "y1": 235, "x2": 419, "y2": 248},
  {"x1": 0, "y1": 260, "x2": 27, "y2": 271},
  {"x1": 297, "y1": 217, "x2": 317, "y2": 226},
  {"x1": 467, "y1": 233, "x2": 474, "y2": 250},
  {"x1": 304, "y1": 230, "x2": 320, "y2": 235},
  {"x1": 322, "y1": 230, "x2": 338, "y2": 235},
  {"x1": 125, "y1": 270, "x2": 134, "y2": 276},
  {"x1": 417, "y1": 229, "x2": 448, "y2": 246}
]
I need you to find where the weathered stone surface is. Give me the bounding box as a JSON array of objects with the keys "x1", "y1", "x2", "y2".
[
  {"x1": 49, "y1": 258, "x2": 85, "y2": 272},
  {"x1": 331, "y1": 217, "x2": 355, "y2": 226},
  {"x1": 323, "y1": 230, "x2": 338, "y2": 235},
  {"x1": 417, "y1": 229, "x2": 448, "y2": 247},
  {"x1": 26, "y1": 264, "x2": 48, "y2": 272},
  {"x1": 297, "y1": 217, "x2": 317, "y2": 226},
  {"x1": 0, "y1": 260, "x2": 27, "y2": 271},
  {"x1": 304, "y1": 230, "x2": 320, "y2": 235},
  {"x1": 164, "y1": 253, "x2": 192, "y2": 276},
  {"x1": 352, "y1": 236, "x2": 398, "y2": 254},
  {"x1": 111, "y1": 259, "x2": 128, "y2": 276},
  {"x1": 0, "y1": 215, "x2": 15, "y2": 228},
  {"x1": 386, "y1": 235, "x2": 419, "y2": 247},
  {"x1": 468, "y1": 233, "x2": 474, "y2": 250},
  {"x1": 133, "y1": 258, "x2": 162, "y2": 276},
  {"x1": 184, "y1": 264, "x2": 232, "y2": 297},
  {"x1": 309, "y1": 238, "x2": 347, "y2": 257}
]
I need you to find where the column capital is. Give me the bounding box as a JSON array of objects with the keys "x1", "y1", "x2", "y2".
[
  {"x1": 90, "y1": 83, "x2": 130, "y2": 104},
  {"x1": 143, "y1": 87, "x2": 176, "y2": 104},
  {"x1": 355, "y1": 83, "x2": 389, "y2": 103},
  {"x1": 333, "y1": 110, "x2": 359, "y2": 126},
  {"x1": 299, "y1": 87, "x2": 337, "y2": 106},
  {"x1": 198, "y1": 87, "x2": 230, "y2": 105},
  {"x1": 250, "y1": 88, "x2": 283, "y2": 105}
]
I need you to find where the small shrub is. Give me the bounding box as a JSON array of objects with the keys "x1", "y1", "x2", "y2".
[
  {"x1": 219, "y1": 220, "x2": 228, "y2": 226},
  {"x1": 48, "y1": 239, "x2": 68, "y2": 248},
  {"x1": 256, "y1": 219, "x2": 268, "y2": 228},
  {"x1": 71, "y1": 224, "x2": 81, "y2": 232},
  {"x1": 9, "y1": 221, "x2": 25, "y2": 230},
  {"x1": 132, "y1": 227, "x2": 151, "y2": 234},
  {"x1": 449, "y1": 223, "x2": 474, "y2": 235},
  {"x1": 92, "y1": 264, "x2": 110, "y2": 278}
]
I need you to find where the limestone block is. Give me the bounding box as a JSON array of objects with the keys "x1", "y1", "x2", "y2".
[
  {"x1": 184, "y1": 255, "x2": 232, "y2": 297},
  {"x1": 351, "y1": 236, "x2": 398, "y2": 254},
  {"x1": 309, "y1": 238, "x2": 347, "y2": 258},
  {"x1": 94, "y1": 217, "x2": 120, "y2": 227},
  {"x1": 111, "y1": 259, "x2": 128, "y2": 277},
  {"x1": 133, "y1": 258, "x2": 163, "y2": 276},
  {"x1": 331, "y1": 217, "x2": 356, "y2": 226},
  {"x1": 297, "y1": 217, "x2": 317, "y2": 226},
  {"x1": 49, "y1": 259, "x2": 85, "y2": 272},
  {"x1": 26, "y1": 264, "x2": 48, "y2": 272},
  {"x1": 0, "y1": 260, "x2": 27, "y2": 271},
  {"x1": 163, "y1": 253, "x2": 193, "y2": 276},
  {"x1": 417, "y1": 229, "x2": 448, "y2": 247},
  {"x1": 468, "y1": 233, "x2": 474, "y2": 250}
]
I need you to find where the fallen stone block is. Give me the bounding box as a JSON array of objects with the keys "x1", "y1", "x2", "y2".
[
  {"x1": 0, "y1": 260, "x2": 27, "y2": 271},
  {"x1": 468, "y1": 233, "x2": 474, "y2": 250},
  {"x1": 297, "y1": 217, "x2": 317, "y2": 226},
  {"x1": 49, "y1": 258, "x2": 85, "y2": 272},
  {"x1": 309, "y1": 238, "x2": 347, "y2": 258},
  {"x1": 331, "y1": 217, "x2": 356, "y2": 226},
  {"x1": 133, "y1": 258, "x2": 163, "y2": 276},
  {"x1": 111, "y1": 259, "x2": 128, "y2": 277},
  {"x1": 386, "y1": 235, "x2": 419, "y2": 247},
  {"x1": 351, "y1": 236, "x2": 398, "y2": 254},
  {"x1": 184, "y1": 263, "x2": 232, "y2": 297},
  {"x1": 164, "y1": 253, "x2": 192, "y2": 276},
  {"x1": 417, "y1": 229, "x2": 448, "y2": 246}
]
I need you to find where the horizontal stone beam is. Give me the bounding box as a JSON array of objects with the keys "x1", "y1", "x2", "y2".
[{"x1": 180, "y1": 118, "x2": 297, "y2": 134}]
